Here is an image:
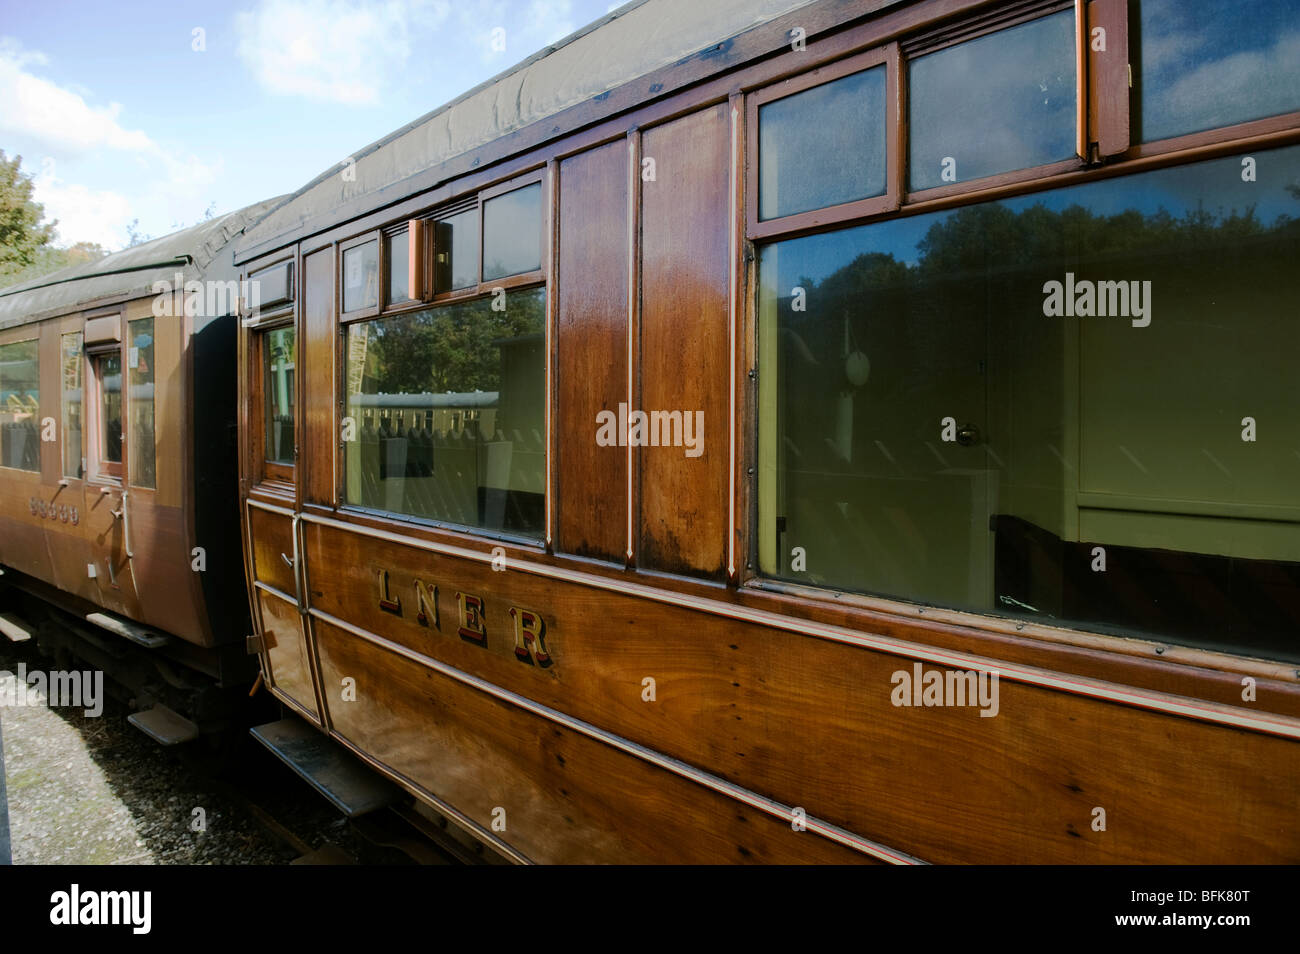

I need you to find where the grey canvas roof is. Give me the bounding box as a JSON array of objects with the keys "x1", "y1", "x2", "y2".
[
  {"x1": 0, "y1": 199, "x2": 281, "y2": 330},
  {"x1": 237, "y1": 0, "x2": 834, "y2": 258}
]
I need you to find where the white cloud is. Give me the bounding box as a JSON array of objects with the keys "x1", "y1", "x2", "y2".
[
  {"x1": 0, "y1": 37, "x2": 223, "y2": 249},
  {"x1": 31, "y1": 160, "x2": 135, "y2": 249},
  {"x1": 236, "y1": 0, "x2": 451, "y2": 104},
  {"x1": 0, "y1": 39, "x2": 155, "y2": 155}
]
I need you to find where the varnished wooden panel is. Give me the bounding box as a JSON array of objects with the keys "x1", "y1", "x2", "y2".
[
  {"x1": 259, "y1": 588, "x2": 318, "y2": 720},
  {"x1": 313, "y1": 619, "x2": 870, "y2": 864},
  {"x1": 1088, "y1": 0, "x2": 1129, "y2": 158},
  {"x1": 302, "y1": 249, "x2": 335, "y2": 506},
  {"x1": 638, "y1": 105, "x2": 731, "y2": 578},
  {"x1": 303, "y1": 518, "x2": 1300, "y2": 864},
  {"x1": 249, "y1": 506, "x2": 297, "y2": 596},
  {"x1": 555, "y1": 142, "x2": 628, "y2": 562}
]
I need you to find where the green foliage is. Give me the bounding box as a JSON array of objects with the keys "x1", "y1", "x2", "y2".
[{"x1": 0, "y1": 150, "x2": 57, "y2": 284}]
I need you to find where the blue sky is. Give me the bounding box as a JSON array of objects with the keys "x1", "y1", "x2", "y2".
[{"x1": 0, "y1": 0, "x2": 619, "y2": 249}]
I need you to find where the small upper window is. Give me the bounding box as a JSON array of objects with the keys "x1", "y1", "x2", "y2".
[
  {"x1": 343, "y1": 240, "x2": 379, "y2": 313},
  {"x1": 908, "y1": 10, "x2": 1076, "y2": 191},
  {"x1": 758, "y1": 65, "x2": 888, "y2": 221},
  {"x1": 482, "y1": 183, "x2": 542, "y2": 281},
  {"x1": 434, "y1": 209, "x2": 478, "y2": 293},
  {"x1": 388, "y1": 229, "x2": 411, "y2": 306},
  {"x1": 1135, "y1": 0, "x2": 1300, "y2": 143}
]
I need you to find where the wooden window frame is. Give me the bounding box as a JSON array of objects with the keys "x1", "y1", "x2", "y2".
[
  {"x1": 85, "y1": 342, "x2": 125, "y2": 483},
  {"x1": 59, "y1": 328, "x2": 85, "y2": 482},
  {"x1": 124, "y1": 316, "x2": 157, "y2": 494},
  {"x1": 338, "y1": 232, "x2": 382, "y2": 322},
  {"x1": 746, "y1": 45, "x2": 901, "y2": 242},
  {"x1": 0, "y1": 333, "x2": 43, "y2": 475},
  {"x1": 901, "y1": 0, "x2": 1087, "y2": 204},
  {"x1": 477, "y1": 170, "x2": 549, "y2": 290},
  {"x1": 250, "y1": 311, "x2": 296, "y2": 484},
  {"x1": 379, "y1": 222, "x2": 431, "y2": 316},
  {"x1": 337, "y1": 277, "x2": 549, "y2": 548}
]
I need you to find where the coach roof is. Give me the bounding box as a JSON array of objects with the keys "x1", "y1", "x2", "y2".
[
  {"x1": 0, "y1": 199, "x2": 281, "y2": 331},
  {"x1": 232, "y1": 0, "x2": 887, "y2": 262}
]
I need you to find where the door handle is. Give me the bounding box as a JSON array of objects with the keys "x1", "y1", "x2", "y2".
[
  {"x1": 280, "y1": 552, "x2": 294, "y2": 568},
  {"x1": 956, "y1": 423, "x2": 981, "y2": 447}
]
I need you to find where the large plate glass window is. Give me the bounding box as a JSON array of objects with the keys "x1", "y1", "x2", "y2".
[
  {"x1": 343, "y1": 286, "x2": 545, "y2": 537},
  {"x1": 908, "y1": 8, "x2": 1077, "y2": 190},
  {"x1": 1133, "y1": 0, "x2": 1300, "y2": 144},
  {"x1": 757, "y1": 144, "x2": 1300, "y2": 662},
  {"x1": 0, "y1": 339, "x2": 39, "y2": 472}
]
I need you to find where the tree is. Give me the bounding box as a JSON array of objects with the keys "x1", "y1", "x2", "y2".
[{"x1": 0, "y1": 151, "x2": 57, "y2": 283}]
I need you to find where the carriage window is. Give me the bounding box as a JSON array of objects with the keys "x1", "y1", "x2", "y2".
[
  {"x1": 94, "y1": 351, "x2": 123, "y2": 477},
  {"x1": 908, "y1": 10, "x2": 1076, "y2": 190},
  {"x1": 759, "y1": 65, "x2": 887, "y2": 220},
  {"x1": 434, "y1": 209, "x2": 478, "y2": 292},
  {"x1": 343, "y1": 286, "x2": 545, "y2": 537},
  {"x1": 1134, "y1": 0, "x2": 1300, "y2": 144},
  {"x1": 482, "y1": 184, "x2": 542, "y2": 281},
  {"x1": 0, "y1": 339, "x2": 39, "y2": 472},
  {"x1": 61, "y1": 333, "x2": 83, "y2": 478},
  {"x1": 388, "y1": 229, "x2": 411, "y2": 305},
  {"x1": 128, "y1": 317, "x2": 155, "y2": 489},
  {"x1": 758, "y1": 144, "x2": 1300, "y2": 663},
  {"x1": 343, "y1": 240, "x2": 379, "y2": 313},
  {"x1": 263, "y1": 326, "x2": 296, "y2": 467}
]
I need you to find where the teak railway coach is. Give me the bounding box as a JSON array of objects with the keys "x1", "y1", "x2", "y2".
[
  {"x1": 0, "y1": 207, "x2": 272, "y2": 733},
  {"x1": 234, "y1": 0, "x2": 1300, "y2": 864},
  {"x1": 2, "y1": 0, "x2": 1294, "y2": 865}
]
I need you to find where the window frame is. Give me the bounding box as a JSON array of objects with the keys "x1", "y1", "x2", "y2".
[
  {"x1": 336, "y1": 277, "x2": 549, "y2": 546},
  {"x1": 248, "y1": 309, "x2": 297, "y2": 485},
  {"x1": 86, "y1": 342, "x2": 125, "y2": 483},
  {"x1": 0, "y1": 333, "x2": 42, "y2": 475},
  {"x1": 338, "y1": 232, "x2": 382, "y2": 322},
  {"x1": 125, "y1": 315, "x2": 157, "y2": 492},
  {"x1": 746, "y1": 44, "x2": 902, "y2": 242},
  {"x1": 900, "y1": 0, "x2": 1086, "y2": 203}
]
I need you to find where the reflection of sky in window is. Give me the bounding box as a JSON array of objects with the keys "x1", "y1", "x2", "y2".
[
  {"x1": 762, "y1": 144, "x2": 1300, "y2": 289},
  {"x1": 759, "y1": 66, "x2": 886, "y2": 219},
  {"x1": 1137, "y1": 0, "x2": 1300, "y2": 142},
  {"x1": 909, "y1": 11, "x2": 1075, "y2": 190}
]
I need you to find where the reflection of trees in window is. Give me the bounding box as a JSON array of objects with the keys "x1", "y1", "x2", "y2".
[
  {"x1": 0, "y1": 339, "x2": 39, "y2": 471},
  {"x1": 345, "y1": 288, "x2": 545, "y2": 536},
  {"x1": 764, "y1": 147, "x2": 1300, "y2": 659}
]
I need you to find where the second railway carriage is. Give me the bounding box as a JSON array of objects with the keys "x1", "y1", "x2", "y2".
[
  {"x1": 236, "y1": 0, "x2": 1300, "y2": 863},
  {"x1": 0, "y1": 204, "x2": 275, "y2": 737}
]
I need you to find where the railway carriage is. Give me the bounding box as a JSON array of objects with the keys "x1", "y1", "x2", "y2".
[
  {"x1": 240, "y1": 0, "x2": 1300, "y2": 862},
  {"x1": 0, "y1": 205, "x2": 273, "y2": 737}
]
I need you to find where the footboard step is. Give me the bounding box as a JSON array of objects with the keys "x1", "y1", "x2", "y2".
[
  {"x1": 128, "y1": 704, "x2": 200, "y2": 745},
  {"x1": 85, "y1": 612, "x2": 169, "y2": 649},
  {"x1": 250, "y1": 718, "x2": 400, "y2": 818},
  {"x1": 0, "y1": 613, "x2": 32, "y2": 643}
]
